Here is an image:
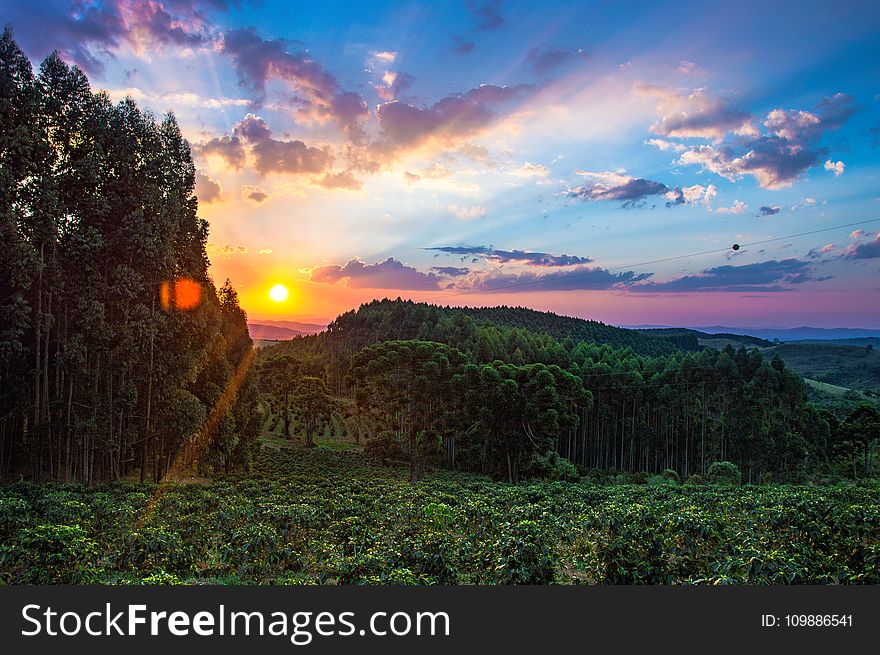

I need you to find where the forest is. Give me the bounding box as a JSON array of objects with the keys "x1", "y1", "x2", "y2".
[
  {"x1": 0, "y1": 29, "x2": 261, "y2": 484},
  {"x1": 258, "y1": 298, "x2": 877, "y2": 484}
]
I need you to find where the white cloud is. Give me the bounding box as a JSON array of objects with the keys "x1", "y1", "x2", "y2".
[{"x1": 824, "y1": 159, "x2": 845, "y2": 176}]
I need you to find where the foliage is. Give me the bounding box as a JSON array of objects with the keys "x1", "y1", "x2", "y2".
[
  {"x1": 0, "y1": 31, "x2": 259, "y2": 482},
  {"x1": 707, "y1": 461, "x2": 742, "y2": 485},
  {"x1": 2, "y1": 447, "x2": 879, "y2": 585}
]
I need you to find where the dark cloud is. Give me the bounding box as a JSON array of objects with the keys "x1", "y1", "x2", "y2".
[
  {"x1": 758, "y1": 205, "x2": 781, "y2": 216},
  {"x1": 2, "y1": 0, "x2": 216, "y2": 74},
  {"x1": 526, "y1": 46, "x2": 587, "y2": 77},
  {"x1": 466, "y1": 1, "x2": 504, "y2": 31},
  {"x1": 221, "y1": 27, "x2": 368, "y2": 142},
  {"x1": 243, "y1": 185, "x2": 268, "y2": 203},
  {"x1": 451, "y1": 35, "x2": 475, "y2": 55},
  {"x1": 632, "y1": 259, "x2": 814, "y2": 293},
  {"x1": 196, "y1": 114, "x2": 332, "y2": 176},
  {"x1": 431, "y1": 266, "x2": 471, "y2": 277},
  {"x1": 195, "y1": 172, "x2": 221, "y2": 203},
  {"x1": 425, "y1": 245, "x2": 592, "y2": 267},
  {"x1": 463, "y1": 266, "x2": 651, "y2": 292},
  {"x1": 373, "y1": 84, "x2": 532, "y2": 158},
  {"x1": 570, "y1": 177, "x2": 669, "y2": 203},
  {"x1": 310, "y1": 258, "x2": 442, "y2": 290},
  {"x1": 847, "y1": 234, "x2": 880, "y2": 259}
]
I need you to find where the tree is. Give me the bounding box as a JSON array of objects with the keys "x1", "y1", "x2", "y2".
[
  {"x1": 836, "y1": 405, "x2": 880, "y2": 477},
  {"x1": 290, "y1": 376, "x2": 335, "y2": 447},
  {"x1": 351, "y1": 340, "x2": 468, "y2": 482}
]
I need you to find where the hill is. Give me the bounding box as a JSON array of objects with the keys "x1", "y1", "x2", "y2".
[
  {"x1": 765, "y1": 343, "x2": 880, "y2": 391},
  {"x1": 638, "y1": 327, "x2": 772, "y2": 350}
]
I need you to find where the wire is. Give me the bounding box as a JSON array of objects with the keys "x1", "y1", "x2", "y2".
[{"x1": 422, "y1": 217, "x2": 880, "y2": 302}]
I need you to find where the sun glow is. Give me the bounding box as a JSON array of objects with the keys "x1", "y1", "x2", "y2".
[{"x1": 269, "y1": 284, "x2": 289, "y2": 302}]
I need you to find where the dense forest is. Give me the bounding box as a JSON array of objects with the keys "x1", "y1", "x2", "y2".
[
  {"x1": 259, "y1": 298, "x2": 876, "y2": 484},
  {"x1": 0, "y1": 30, "x2": 260, "y2": 483}
]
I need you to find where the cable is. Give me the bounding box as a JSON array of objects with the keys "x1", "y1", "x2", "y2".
[{"x1": 422, "y1": 217, "x2": 880, "y2": 302}]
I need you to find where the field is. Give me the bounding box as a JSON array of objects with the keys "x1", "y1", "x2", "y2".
[{"x1": 2, "y1": 445, "x2": 879, "y2": 586}]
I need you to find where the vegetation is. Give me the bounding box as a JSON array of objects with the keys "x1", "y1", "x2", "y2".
[
  {"x1": 766, "y1": 342, "x2": 880, "y2": 392},
  {"x1": 2, "y1": 446, "x2": 878, "y2": 585},
  {"x1": 0, "y1": 30, "x2": 260, "y2": 483},
  {"x1": 262, "y1": 299, "x2": 846, "y2": 484}
]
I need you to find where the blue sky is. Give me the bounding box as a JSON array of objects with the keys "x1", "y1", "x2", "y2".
[{"x1": 3, "y1": 0, "x2": 879, "y2": 326}]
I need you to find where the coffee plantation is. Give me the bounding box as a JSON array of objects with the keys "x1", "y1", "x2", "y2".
[{"x1": 2, "y1": 446, "x2": 878, "y2": 585}]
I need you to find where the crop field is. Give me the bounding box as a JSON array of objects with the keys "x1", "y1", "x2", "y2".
[{"x1": 2, "y1": 446, "x2": 879, "y2": 586}]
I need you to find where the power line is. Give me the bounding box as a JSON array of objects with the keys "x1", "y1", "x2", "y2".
[{"x1": 423, "y1": 217, "x2": 880, "y2": 302}]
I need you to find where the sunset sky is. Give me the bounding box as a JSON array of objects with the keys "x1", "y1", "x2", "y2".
[{"x1": 4, "y1": 0, "x2": 880, "y2": 327}]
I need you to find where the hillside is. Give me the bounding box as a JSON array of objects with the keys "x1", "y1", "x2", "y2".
[
  {"x1": 325, "y1": 300, "x2": 696, "y2": 356},
  {"x1": 765, "y1": 343, "x2": 880, "y2": 391},
  {"x1": 639, "y1": 327, "x2": 772, "y2": 350}
]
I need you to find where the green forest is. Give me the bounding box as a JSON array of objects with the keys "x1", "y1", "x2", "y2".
[{"x1": 1, "y1": 31, "x2": 879, "y2": 585}]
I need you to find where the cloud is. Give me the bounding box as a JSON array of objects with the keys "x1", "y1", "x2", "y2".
[
  {"x1": 431, "y1": 266, "x2": 471, "y2": 277},
  {"x1": 646, "y1": 138, "x2": 686, "y2": 153},
  {"x1": 664, "y1": 184, "x2": 717, "y2": 208},
  {"x1": 460, "y1": 266, "x2": 651, "y2": 292},
  {"x1": 258, "y1": 248, "x2": 273, "y2": 255},
  {"x1": 526, "y1": 46, "x2": 587, "y2": 76},
  {"x1": 242, "y1": 185, "x2": 269, "y2": 203},
  {"x1": 509, "y1": 161, "x2": 550, "y2": 177},
  {"x1": 824, "y1": 159, "x2": 845, "y2": 176},
  {"x1": 374, "y1": 70, "x2": 414, "y2": 101},
  {"x1": 845, "y1": 234, "x2": 880, "y2": 259},
  {"x1": 371, "y1": 50, "x2": 397, "y2": 64},
  {"x1": 195, "y1": 172, "x2": 222, "y2": 203},
  {"x1": 197, "y1": 114, "x2": 333, "y2": 177},
  {"x1": 425, "y1": 245, "x2": 593, "y2": 267},
  {"x1": 673, "y1": 93, "x2": 857, "y2": 189},
  {"x1": 309, "y1": 258, "x2": 442, "y2": 290},
  {"x1": 221, "y1": 27, "x2": 368, "y2": 142},
  {"x1": 849, "y1": 230, "x2": 865, "y2": 239},
  {"x1": 638, "y1": 84, "x2": 751, "y2": 139},
  {"x1": 466, "y1": 1, "x2": 504, "y2": 31},
  {"x1": 758, "y1": 205, "x2": 781, "y2": 216},
  {"x1": 207, "y1": 243, "x2": 249, "y2": 258},
  {"x1": 318, "y1": 171, "x2": 363, "y2": 190},
  {"x1": 373, "y1": 83, "x2": 533, "y2": 159},
  {"x1": 677, "y1": 60, "x2": 705, "y2": 76},
  {"x1": 451, "y1": 36, "x2": 474, "y2": 55},
  {"x1": 3, "y1": 0, "x2": 217, "y2": 74},
  {"x1": 716, "y1": 199, "x2": 747, "y2": 214},
  {"x1": 807, "y1": 244, "x2": 837, "y2": 258},
  {"x1": 632, "y1": 259, "x2": 816, "y2": 293},
  {"x1": 448, "y1": 204, "x2": 487, "y2": 220},
  {"x1": 569, "y1": 170, "x2": 673, "y2": 206}
]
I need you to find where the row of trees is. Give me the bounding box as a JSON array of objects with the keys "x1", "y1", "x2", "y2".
[
  {"x1": 0, "y1": 31, "x2": 260, "y2": 482},
  {"x1": 261, "y1": 300, "x2": 846, "y2": 483}
]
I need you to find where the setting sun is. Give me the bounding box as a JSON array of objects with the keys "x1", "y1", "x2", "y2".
[{"x1": 268, "y1": 284, "x2": 289, "y2": 303}]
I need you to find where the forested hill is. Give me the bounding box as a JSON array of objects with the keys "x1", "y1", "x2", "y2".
[
  {"x1": 0, "y1": 31, "x2": 260, "y2": 483},
  {"x1": 323, "y1": 299, "x2": 694, "y2": 357},
  {"x1": 261, "y1": 298, "x2": 843, "y2": 484}
]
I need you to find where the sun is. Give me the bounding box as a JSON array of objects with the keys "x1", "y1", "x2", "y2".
[{"x1": 268, "y1": 284, "x2": 289, "y2": 303}]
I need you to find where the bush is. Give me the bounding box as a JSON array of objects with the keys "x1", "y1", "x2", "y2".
[
  {"x1": 492, "y1": 519, "x2": 556, "y2": 584},
  {"x1": 661, "y1": 469, "x2": 680, "y2": 484},
  {"x1": 707, "y1": 461, "x2": 741, "y2": 485}
]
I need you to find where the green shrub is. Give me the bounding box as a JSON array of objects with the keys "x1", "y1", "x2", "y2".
[{"x1": 707, "y1": 461, "x2": 742, "y2": 485}]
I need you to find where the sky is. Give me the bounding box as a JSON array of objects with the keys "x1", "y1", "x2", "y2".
[{"x1": 3, "y1": 0, "x2": 880, "y2": 328}]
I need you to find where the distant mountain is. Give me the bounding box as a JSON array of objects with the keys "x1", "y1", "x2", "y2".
[
  {"x1": 693, "y1": 326, "x2": 880, "y2": 342},
  {"x1": 248, "y1": 323, "x2": 306, "y2": 340},
  {"x1": 247, "y1": 320, "x2": 327, "y2": 340},
  {"x1": 627, "y1": 324, "x2": 880, "y2": 342}
]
